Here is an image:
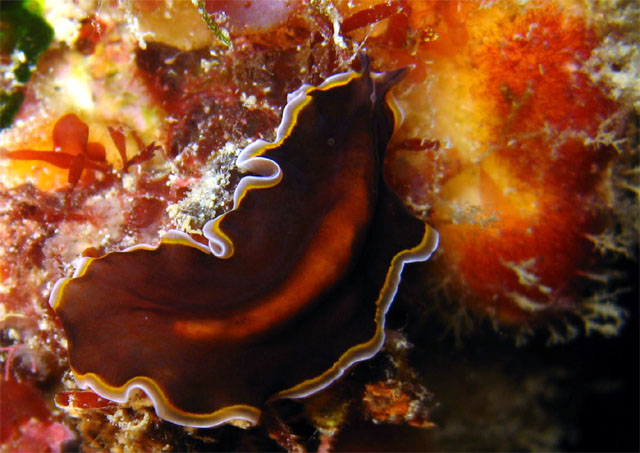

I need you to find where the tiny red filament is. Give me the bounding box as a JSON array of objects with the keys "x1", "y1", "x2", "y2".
[
  {"x1": 342, "y1": 2, "x2": 403, "y2": 33},
  {"x1": 75, "y1": 16, "x2": 107, "y2": 55}
]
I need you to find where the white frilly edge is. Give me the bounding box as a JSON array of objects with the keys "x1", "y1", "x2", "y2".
[
  {"x1": 276, "y1": 225, "x2": 439, "y2": 400},
  {"x1": 46, "y1": 67, "x2": 439, "y2": 427}
]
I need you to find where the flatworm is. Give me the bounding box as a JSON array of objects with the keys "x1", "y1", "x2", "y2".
[{"x1": 49, "y1": 56, "x2": 439, "y2": 428}]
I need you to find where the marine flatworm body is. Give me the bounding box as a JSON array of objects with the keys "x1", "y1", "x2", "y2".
[{"x1": 50, "y1": 57, "x2": 438, "y2": 427}]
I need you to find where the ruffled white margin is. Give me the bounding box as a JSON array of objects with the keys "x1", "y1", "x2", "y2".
[{"x1": 48, "y1": 68, "x2": 439, "y2": 428}]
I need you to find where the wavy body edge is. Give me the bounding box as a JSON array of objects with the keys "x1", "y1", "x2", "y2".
[{"x1": 48, "y1": 63, "x2": 439, "y2": 428}]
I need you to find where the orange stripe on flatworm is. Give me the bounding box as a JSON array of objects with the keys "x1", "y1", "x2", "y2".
[{"x1": 49, "y1": 55, "x2": 438, "y2": 428}]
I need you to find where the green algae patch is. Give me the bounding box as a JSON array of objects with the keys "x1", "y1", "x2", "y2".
[{"x1": 0, "y1": 0, "x2": 54, "y2": 129}]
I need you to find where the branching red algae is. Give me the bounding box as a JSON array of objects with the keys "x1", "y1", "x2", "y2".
[
  {"x1": 6, "y1": 114, "x2": 162, "y2": 195},
  {"x1": 7, "y1": 114, "x2": 111, "y2": 192},
  {"x1": 49, "y1": 57, "x2": 438, "y2": 428}
]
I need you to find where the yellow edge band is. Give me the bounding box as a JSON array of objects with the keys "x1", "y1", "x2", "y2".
[
  {"x1": 52, "y1": 67, "x2": 421, "y2": 427},
  {"x1": 272, "y1": 71, "x2": 417, "y2": 399},
  {"x1": 274, "y1": 223, "x2": 438, "y2": 399},
  {"x1": 50, "y1": 236, "x2": 207, "y2": 311},
  {"x1": 66, "y1": 224, "x2": 436, "y2": 425},
  {"x1": 72, "y1": 371, "x2": 261, "y2": 427},
  {"x1": 205, "y1": 70, "x2": 361, "y2": 258}
]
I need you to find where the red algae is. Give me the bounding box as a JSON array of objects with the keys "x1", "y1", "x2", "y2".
[
  {"x1": 341, "y1": 2, "x2": 404, "y2": 34},
  {"x1": 1, "y1": 378, "x2": 75, "y2": 452},
  {"x1": 75, "y1": 16, "x2": 109, "y2": 55},
  {"x1": 6, "y1": 114, "x2": 113, "y2": 192},
  {"x1": 7, "y1": 114, "x2": 163, "y2": 195},
  {"x1": 55, "y1": 390, "x2": 115, "y2": 411}
]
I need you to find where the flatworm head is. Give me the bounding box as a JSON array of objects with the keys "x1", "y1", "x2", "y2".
[{"x1": 49, "y1": 57, "x2": 438, "y2": 428}]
